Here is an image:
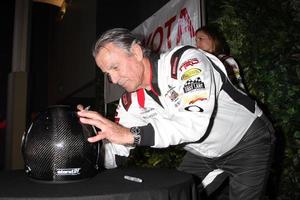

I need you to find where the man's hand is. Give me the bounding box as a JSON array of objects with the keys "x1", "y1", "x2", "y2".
[{"x1": 76, "y1": 105, "x2": 134, "y2": 145}]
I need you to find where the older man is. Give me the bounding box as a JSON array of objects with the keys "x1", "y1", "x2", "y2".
[{"x1": 77, "y1": 28, "x2": 275, "y2": 200}]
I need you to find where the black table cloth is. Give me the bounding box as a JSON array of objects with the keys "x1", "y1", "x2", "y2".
[{"x1": 0, "y1": 167, "x2": 197, "y2": 200}]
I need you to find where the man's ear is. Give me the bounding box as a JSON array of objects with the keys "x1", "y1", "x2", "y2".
[{"x1": 130, "y1": 43, "x2": 143, "y2": 61}]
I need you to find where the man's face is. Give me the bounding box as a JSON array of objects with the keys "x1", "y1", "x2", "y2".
[{"x1": 95, "y1": 43, "x2": 145, "y2": 92}]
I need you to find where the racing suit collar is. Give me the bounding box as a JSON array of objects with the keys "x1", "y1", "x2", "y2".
[
  {"x1": 137, "y1": 53, "x2": 162, "y2": 108},
  {"x1": 148, "y1": 53, "x2": 161, "y2": 96}
]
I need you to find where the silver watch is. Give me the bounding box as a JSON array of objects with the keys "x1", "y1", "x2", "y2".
[{"x1": 130, "y1": 127, "x2": 141, "y2": 145}]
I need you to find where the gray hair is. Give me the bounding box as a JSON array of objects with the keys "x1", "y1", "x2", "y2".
[{"x1": 93, "y1": 28, "x2": 151, "y2": 58}]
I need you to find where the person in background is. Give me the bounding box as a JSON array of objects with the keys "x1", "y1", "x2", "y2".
[
  {"x1": 195, "y1": 25, "x2": 246, "y2": 91},
  {"x1": 77, "y1": 28, "x2": 275, "y2": 200}
]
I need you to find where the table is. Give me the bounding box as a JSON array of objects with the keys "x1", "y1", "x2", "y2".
[{"x1": 0, "y1": 168, "x2": 197, "y2": 200}]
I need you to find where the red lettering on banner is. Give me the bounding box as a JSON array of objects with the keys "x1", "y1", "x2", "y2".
[
  {"x1": 145, "y1": 32, "x2": 153, "y2": 47},
  {"x1": 177, "y1": 8, "x2": 195, "y2": 45},
  {"x1": 142, "y1": 7, "x2": 196, "y2": 52}
]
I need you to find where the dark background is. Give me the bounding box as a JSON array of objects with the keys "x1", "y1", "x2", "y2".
[
  {"x1": 0, "y1": 1, "x2": 14, "y2": 122},
  {"x1": 0, "y1": 0, "x2": 15, "y2": 170},
  {"x1": 0, "y1": 0, "x2": 171, "y2": 170}
]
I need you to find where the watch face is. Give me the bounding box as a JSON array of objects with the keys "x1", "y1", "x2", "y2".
[{"x1": 130, "y1": 127, "x2": 141, "y2": 135}]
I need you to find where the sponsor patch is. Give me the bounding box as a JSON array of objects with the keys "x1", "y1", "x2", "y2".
[
  {"x1": 170, "y1": 46, "x2": 195, "y2": 79},
  {"x1": 164, "y1": 85, "x2": 179, "y2": 102},
  {"x1": 171, "y1": 57, "x2": 180, "y2": 79},
  {"x1": 121, "y1": 92, "x2": 132, "y2": 111},
  {"x1": 179, "y1": 58, "x2": 200, "y2": 71},
  {"x1": 189, "y1": 97, "x2": 207, "y2": 104},
  {"x1": 183, "y1": 77, "x2": 205, "y2": 93},
  {"x1": 56, "y1": 168, "x2": 81, "y2": 176},
  {"x1": 184, "y1": 105, "x2": 204, "y2": 112},
  {"x1": 140, "y1": 107, "x2": 158, "y2": 119},
  {"x1": 183, "y1": 93, "x2": 209, "y2": 105},
  {"x1": 181, "y1": 68, "x2": 201, "y2": 80}
]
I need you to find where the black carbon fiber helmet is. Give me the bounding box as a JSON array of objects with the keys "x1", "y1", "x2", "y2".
[{"x1": 22, "y1": 105, "x2": 100, "y2": 183}]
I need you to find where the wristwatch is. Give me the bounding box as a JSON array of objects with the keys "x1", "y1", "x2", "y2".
[{"x1": 130, "y1": 126, "x2": 142, "y2": 145}]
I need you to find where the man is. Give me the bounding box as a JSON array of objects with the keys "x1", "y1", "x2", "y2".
[{"x1": 77, "y1": 28, "x2": 275, "y2": 199}]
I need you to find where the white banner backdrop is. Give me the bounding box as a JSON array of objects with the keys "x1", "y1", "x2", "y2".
[{"x1": 104, "y1": 0, "x2": 205, "y2": 104}]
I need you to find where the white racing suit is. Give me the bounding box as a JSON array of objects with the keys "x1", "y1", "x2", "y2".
[{"x1": 103, "y1": 46, "x2": 274, "y2": 199}]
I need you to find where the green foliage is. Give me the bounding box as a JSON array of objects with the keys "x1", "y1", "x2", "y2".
[
  {"x1": 126, "y1": 146, "x2": 186, "y2": 168},
  {"x1": 207, "y1": 0, "x2": 300, "y2": 199}
]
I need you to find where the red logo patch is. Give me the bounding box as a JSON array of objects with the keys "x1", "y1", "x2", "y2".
[
  {"x1": 121, "y1": 92, "x2": 132, "y2": 111},
  {"x1": 179, "y1": 58, "x2": 200, "y2": 71}
]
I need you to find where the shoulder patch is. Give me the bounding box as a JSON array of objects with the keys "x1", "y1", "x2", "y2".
[
  {"x1": 170, "y1": 45, "x2": 196, "y2": 79},
  {"x1": 121, "y1": 92, "x2": 132, "y2": 111}
]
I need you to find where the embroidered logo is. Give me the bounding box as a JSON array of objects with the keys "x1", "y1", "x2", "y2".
[
  {"x1": 141, "y1": 107, "x2": 157, "y2": 119},
  {"x1": 179, "y1": 58, "x2": 200, "y2": 71},
  {"x1": 189, "y1": 97, "x2": 207, "y2": 104},
  {"x1": 181, "y1": 68, "x2": 201, "y2": 80},
  {"x1": 182, "y1": 93, "x2": 209, "y2": 105},
  {"x1": 184, "y1": 105, "x2": 204, "y2": 112},
  {"x1": 121, "y1": 92, "x2": 132, "y2": 111},
  {"x1": 165, "y1": 85, "x2": 179, "y2": 102},
  {"x1": 56, "y1": 168, "x2": 81, "y2": 176},
  {"x1": 183, "y1": 77, "x2": 205, "y2": 93}
]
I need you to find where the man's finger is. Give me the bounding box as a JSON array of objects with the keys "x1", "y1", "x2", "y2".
[
  {"x1": 79, "y1": 117, "x2": 102, "y2": 129},
  {"x1": 77, "y1": 110, "x2": 103, "y2": 121},
  {"x1": 88, "y1": 134, "x2": 106, "y2": 143}
]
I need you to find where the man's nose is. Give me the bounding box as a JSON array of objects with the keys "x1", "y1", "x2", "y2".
[{"x1": 108, "y1": 73, "x2": 119, "y2": 84}]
